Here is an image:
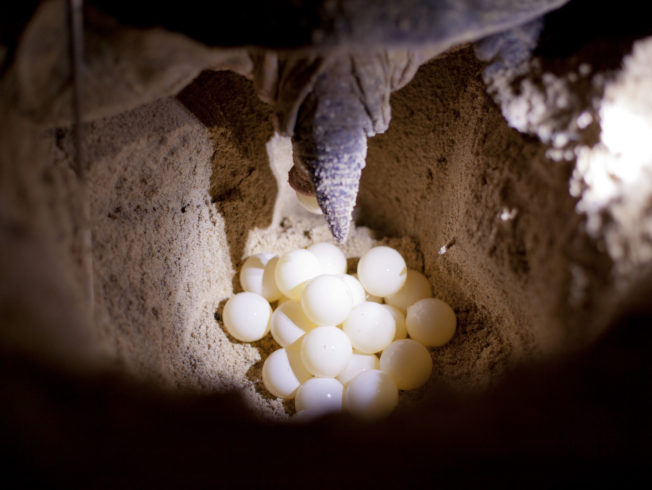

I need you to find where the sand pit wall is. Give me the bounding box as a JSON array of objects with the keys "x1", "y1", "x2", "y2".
[{"x1": 2, "y1": 2, "x2": 651, "y2": 421}]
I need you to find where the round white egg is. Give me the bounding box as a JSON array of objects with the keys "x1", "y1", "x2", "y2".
[
  {"x1": 380, "y1": 339, "x2": 433, "y2": 390},
  {"x1": 301, "y1": 274, "x2": 353, "y2": 326},
  {"x1": 406, "y1": 298, "x2": 457, "y2": 347},
  {"x1": 357, "y1": 246, "x2": 407, "y2": 297},
  {"x1": 383, "y1": 305, "x2": 407, "y2": 340},
  {"x1": 239, "y1": 253, "x2": 274, "y2": 296},
  {"x1": 338, "y1": 274, "x2": 366, "y2": 306},
  {"x1": 344, "y1": 369, "x2": 398, "y2": 420},
  {"x1": 270, "y1": 300, "x2": 316, "y2": 347},
  {"x1": 295, "y1": 377, "x2": 344, "y2": 414},
  {"x1": 384, "y1": 269, "x2": 432, "y2": 311},
  {"x1": 260, "y1": 255, "x2": 283, "y2": 302},
  {"x1": 222, "y1": 292, "x2": 271, "y2": 342},
  {"x1": 307, "y1": 242, "x2": 347, "y2": 275},
  {"x1": 351, "y1": 273, "x2": 382, "y2": 303},
  {"x1": 296, "y1": 191, "x2": 323, "y2": 215},
  {"x1": 275, "y1": 249, "x2": 322, "y2": 300},
  {"x1": 262, "y1": 343, "x2": 312, "y2": 399},
  {"x1": 342, "y1": 301, "x2": 396, "y2": 354},
  {"x1": 301, "y1": 326, "x2": 352, "y2": 377},
  {"x1": 337, "y1": 352, "x2": 380, "y2": 385}
]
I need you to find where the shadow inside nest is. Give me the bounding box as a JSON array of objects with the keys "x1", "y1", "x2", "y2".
[{"x1": 178, "y1": 70, "x2": 278, "y2": 280}]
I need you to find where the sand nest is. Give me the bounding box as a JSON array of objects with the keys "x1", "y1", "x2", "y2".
[{"x1": 2, "y1": 2, "x2": 652, "y2": 424}]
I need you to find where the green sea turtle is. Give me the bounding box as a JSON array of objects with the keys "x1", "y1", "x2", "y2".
[{"x1": 240, "y1": 0, "x2": 570, "y2": 241}]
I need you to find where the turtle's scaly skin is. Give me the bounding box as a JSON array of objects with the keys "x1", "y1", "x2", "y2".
[
  {"x1": 292, "y1": 55, "x2": 385, "y2": 241},
  {"x1": 274, "y1": 49, "x2": 426, "y2": 241}
]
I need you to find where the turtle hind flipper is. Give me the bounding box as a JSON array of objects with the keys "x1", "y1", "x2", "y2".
[{"x1": 313, "y1": 146, "x2": 365, "y2": 242}]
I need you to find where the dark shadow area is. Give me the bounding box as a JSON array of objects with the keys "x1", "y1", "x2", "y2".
[
  {"x1": 0, "y1": 1, "x2": 40, "y2": 75},
  {"x1": 179, "y1": 71, "x2": 283, "y2": 402},
  {"x1": 178, "y1": 70, "x2": 277, "y2": 284},
  {"x1": 537, "y1": 0, "x2": 652, "y2": 66},
  {"x1": 1, "y1": 292, "x2": 649, "y2": 487}
]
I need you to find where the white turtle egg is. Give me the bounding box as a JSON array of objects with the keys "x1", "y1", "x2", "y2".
[
  {"x1": 296, "y1": 191, "x2": 323, "y2": 215},
  {"x1": 342, "y1": 301, "x2": 396, "y2": 354},
  {"x1": 301, "y1": 275, "x2": 353, "y2": 326},
  {"x1": 307, "y1": 242, "x2": 347, "y2": 275},
  {"x1": 344, "y1": 369, "x2": 398, "y2": 420},
  {"x1": 275, "y1": 249, "x2": 321, "y2": 300},
  {"x1": 222, "y1": 292, "x2": 271, "y2": 342},
  {"x1": 336, "y1": 352, "x2": 380, "y2": 385},
  {"x1": 338, "y1": 274, "x2": 366, "y2": 307},
  {"x1": 351, "y1": 273, "x2": 382, "y2": 303},
  {"x1": 238, "y1": 254, "x2": 282, "y2": 302},
  {"x1": 406, "y1": 298, "x2": 457, "y2": 347},
  {"x1": 239, "y1": 253, "x2": 274, "y2": 296},
  {"x1": 383, "y1": 305, "x2": 407, "y2": 340},
  {"x1": 260, "y1": 255, "x2": 283, "y2": 302},
  {"x1": 270, "y1": 300, "x2": 316, "y2": 347},
  {"x1": 262, "y1": 341, "x2": 312, "y2": 399},
  {"x1": 301, "y1": 326, "x2": 352, "y2": 377},
  {"x1": 357, "y1": 246, "x2": 407, "y2": 297},
  {"x1": 380, "y1": 339, "x2": 433, "y2": 390},
  {"x1": 295, "y1": 377, "x2": 344, "y2": 414},
  {"x1": 384, "y1": 269, "x2": 432, "y2": 311}
]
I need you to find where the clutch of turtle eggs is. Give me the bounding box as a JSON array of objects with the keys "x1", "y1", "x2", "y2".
[{"x1": 223, "y1": 243, "x2": 457, "y2": 421}]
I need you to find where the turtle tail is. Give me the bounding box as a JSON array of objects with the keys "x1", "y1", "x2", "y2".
[{"x1": 290, "y1": 59, "x2": 370, "y2": 242}]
